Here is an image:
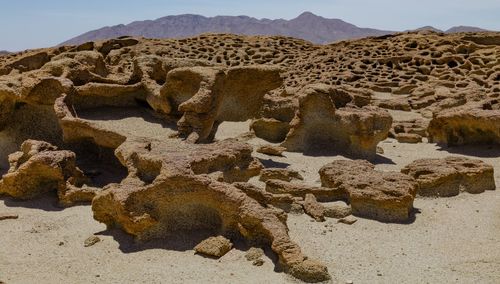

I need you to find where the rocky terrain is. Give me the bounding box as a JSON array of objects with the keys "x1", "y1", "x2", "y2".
[{"x1": 0, "y1": 30, "x2": 499, "y2": 283}]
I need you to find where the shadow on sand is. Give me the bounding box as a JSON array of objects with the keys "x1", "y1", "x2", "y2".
[
  {"x1": 96, "y1": 227, "x2": 283, "y2": 272},
  {"x1": 1, "y1": 194, "x2": 66, "y2": 212},
  {"x1": 436, "y1": 144, "x2": 500, "y2": 158}
]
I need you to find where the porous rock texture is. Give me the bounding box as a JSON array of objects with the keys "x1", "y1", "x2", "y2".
[
  {"x1": 0, "y1": 140, "x2": 96, "y2": 206},
  {"x1": 1, "y1": 31, "x2": 499, "y2": 282},
  {"x1": 320, "y1": 160, "x2": 417, "y2": 222},
  {"x1": 401, "y1": 156, "x2": 496, "y2": 197}
]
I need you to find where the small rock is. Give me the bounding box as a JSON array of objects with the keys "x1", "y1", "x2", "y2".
[
  {"x1": 259, "y1": 168, "x2": 303, "y2": 182},
  {"x1": 303, "y1": 194, "x2": 326, "y2": 222},
  {"x1": 323, "y1": 202, "x2": 352, "y2": 219},
  {"x1": 338, "y1": 216, "x2": 358, "y2": 225},
  {"x1": 289, "y1": 259, "x2": 331, "y2": 283},
  {"x1": 84, "y1": 236, "x2": 101, "y2": 247},
  {"x1": 0, "y1": 213, "x2": 19, "y2": 221},
  {"x1": 245, "y1": 247, "x2": 264, "y2": 261},
  {"x1": 376, "y1": 146, "x2": 384, "y2": 154},
  {"x1": 194, "y1": 236, "x2": 233, "y2": 258},
  {"x1": 58, "y1": 241, "x2": 65, "y2": 246},
  {"x1": 395, "y1": 133, "x2": 422, "y2": 143},
  {"x1": 256, "y1": 145, "x2": 286, "y2": 156},
  {"x1": 252, "y1": 259, "x2": 265, "y2": 266},
  {"x1": 346, "y1": 280, "x2": 354, "y2": 284}
]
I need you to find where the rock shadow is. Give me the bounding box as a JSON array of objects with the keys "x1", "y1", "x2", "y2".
[
  {"x1": 1, "y1": 194, "x2": 65, "y2": 212},
  {"x1": 258, "y1": 158, "x2": 291, "y2": 169},
  {"x1": 96, "y1": 228, "x2": 283, "y2": 272},
  {"x1": 436, "y1": 144, "x2": 500, "y2": 158}
]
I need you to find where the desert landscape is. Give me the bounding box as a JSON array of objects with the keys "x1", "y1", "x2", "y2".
[{"x1": 0, "y1": 25, "x2": 499, "y2": 284}]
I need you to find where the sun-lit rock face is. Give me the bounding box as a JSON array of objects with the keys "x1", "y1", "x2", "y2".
[
  {"x1": 1, "y1": 30, "x2": 499, "y2": 282},
  {"x1": 401, "y1": 156, "x2": 496, "y2": 197},
  {"x1": 0, "y1": 140, "x2": 97, "y2": 206}
]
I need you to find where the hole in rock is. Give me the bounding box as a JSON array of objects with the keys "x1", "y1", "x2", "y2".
[
  {"x1": 447, "y1": 60, "x2": 458, "y2": 68},
  {"x1": 144, "y1": 203, "x2": 230, "y2": 245},
  {"x1": 136, "y1": 160, "x2": 162, "y2": 185},
  {"x1": 69, "y1": 140, "x2": 128, "y2": 187}
]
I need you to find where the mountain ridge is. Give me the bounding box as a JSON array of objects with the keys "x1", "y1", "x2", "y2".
[{"x1": 62, "y1": 12, "x2": 492, "y2": 46}]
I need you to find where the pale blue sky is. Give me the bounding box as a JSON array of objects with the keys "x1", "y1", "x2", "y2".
[{"x1": 1, "y1": 0, "x2": 499, "y2": 51}]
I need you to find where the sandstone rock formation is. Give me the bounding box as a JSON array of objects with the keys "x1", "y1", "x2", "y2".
[
  {"x1": 194, "y1": 236, "x2": 233, "y2": 258},
  {"x1": 320, "y1": 160, "x2": 417, "y2": 222},
  {"x1": 428, "y1": 108, "x2": 500, "y2": 146},
  {"x1": 0, "y1": 140, "x2": 96, "y2": 206},
  {"x1": 1, "y1": 30, "x2": 499, "y2": 282},
  {"x1": 281, "y1": 84, "x2": 392, "y2": 159},
  {"x1": 401, "y1": 156, "x2": 496, "y2": 197}
]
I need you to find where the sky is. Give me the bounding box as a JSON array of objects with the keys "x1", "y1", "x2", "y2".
[{"x1": 0, "y1": 0, "x2": 499, "y2": 51}]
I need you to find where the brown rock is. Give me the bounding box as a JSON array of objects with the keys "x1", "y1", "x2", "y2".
[
  {"x1": 91, "y1": 137, "x2": 329, "y2": 281},
  {"x1": 282, "y1": 84, "x2": 392, "y2": 159},
  {"x1": 288, "y1": 259, "x2": 331, "y2": 283},
  {"x1": 320, "y1": 160, "x2": 417, "y2": 222},
  {"x1": 428, "y1": 108, "x2": 500, "y2": 146},
  {"x1": 245, "y1": 247, "x2": 265, "y2": 261},
  {"x1": 259, "y1": 168, "x2": 303, "y2": 182},
  {"x1": 303, "y1": 194, "x2": 326, "y2": 222},
  {"x1": 194, "y1": 236, "x2": 233, "y2": 258},
  {"x1": 401, "y1": 156, "x2": 496, "y2": 197},
  {"x1": 0, "y1": 140, "x2": 96, "y2": 206},
  {"x1": 323, "y1": 201, "x2": 352, "y2": 219},
  {"x1": 256, "y1": 145, "x2": 286, "y2": 156},
  {"x1": 265, "y1": 179, "x2": 346, "y2": 202},
  {"x1": 395, "y1": 133, "x2": 422, "y2": 143},
  {"x1": 0, "y1": 213, "x2": 19, "y2": 220},
  {"x1": 338, "y1": 216, "x2": 358, "y2": 225},
  {"x1": 84, "y1": 236, "x2": 101, "y2": 247}
]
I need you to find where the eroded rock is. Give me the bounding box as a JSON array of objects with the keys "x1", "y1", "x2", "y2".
[
  {"x1": 0, "y1": 140, "x2": 97, "y2": 206},
  {"x1": 320, "y1": 160, "x2": 417, "y2": 222},
  {"x1": 194, "y1": 236, "x2": 233, "y2": 258},
  {"x1": 401, "y1": 156, "x2": 496, "y2": 197}
]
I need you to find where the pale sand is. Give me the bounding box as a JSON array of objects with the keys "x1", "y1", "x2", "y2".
[{"x1": 1, "y1": 119, "x2": 499, "y2": 284}]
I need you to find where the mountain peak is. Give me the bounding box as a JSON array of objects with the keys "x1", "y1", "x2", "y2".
[{"x1": 297, "y1": 11, "x2": 318, "y2": 18}]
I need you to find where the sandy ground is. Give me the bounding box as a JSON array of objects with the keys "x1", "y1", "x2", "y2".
[{"x1": 1, "y1": 117, "x2": 499, "y2": 284}]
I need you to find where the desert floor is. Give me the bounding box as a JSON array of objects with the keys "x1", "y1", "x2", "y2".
[{"x1": 1, "y1": 117, "x2": 499, "y2": 284}]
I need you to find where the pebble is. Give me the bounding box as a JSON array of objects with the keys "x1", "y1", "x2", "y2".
[
  {"x1": 338, "y1": 216, "x2": 358, "y2": 225},
  {"x1": 0, "y1": 213, "x2": 19, "y2": 221},
  {"x1": 84, "y1": 236, "x2": 101, "y2": 247}
]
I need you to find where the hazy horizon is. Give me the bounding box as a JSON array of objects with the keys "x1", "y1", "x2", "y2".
[{"x1": 1, "y1": 0, "x2": 499, "y2": 51}]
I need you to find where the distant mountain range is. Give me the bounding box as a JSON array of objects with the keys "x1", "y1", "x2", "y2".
[
  {"x1": 0, "y1": 50, "x2": 10, "y2": 56},
  {"x1": 61, "y1": 12, "x2": 492, "y2": 46}
]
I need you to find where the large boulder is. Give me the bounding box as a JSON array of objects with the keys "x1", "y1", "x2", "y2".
[
  {"x1": 319, "y1": 160, "x2": 417, "y2": 222},
  {"x1": 401, "y1": 156, "x2": 496, "y2": 197}
]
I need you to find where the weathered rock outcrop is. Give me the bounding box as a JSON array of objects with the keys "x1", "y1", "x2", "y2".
[
  {"x1": 161, "y1": 65, "x2": 282, "y2": 142},
  {"x1": 91, "y1": 137, "x2": 329, "y2": 282},
  {"x1": 401, "y1": 156, "x2": 496, "y2": 197},
  {"x1": 0, "y1": 140, "x2": 96, "y2": 206},
  {"x1": 320, "y1": 160, "x2": 417, "y2": 222},
  {"x1": 428, "y1": 108, "x2": 500, "y2": 146},
  {"x1": 281, "y1": 84, "x2": 392, "y2": 159}
]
